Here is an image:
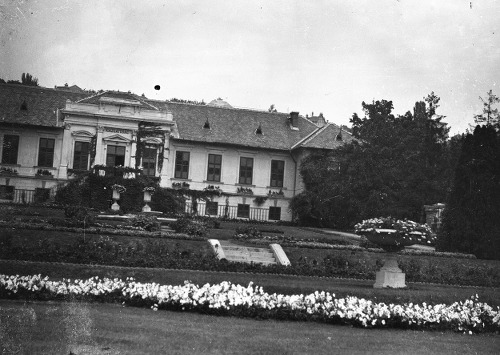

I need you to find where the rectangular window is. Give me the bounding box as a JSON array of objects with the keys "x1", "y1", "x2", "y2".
[
  {"x1": 37, "y1": 138, "x2": 55, "y2": 167},
  {"x1": 239, "y1": 157, "x2": 253, "y2": 185},
  {"x1": 73, "y1": 141, "x2": 90, "y2": 170},
  {"x1": 207, "y1": 154, "x2": 222, "y2": 182},
  {"x1": 1, "y1": 135, "x2": 19, "y2": 165},
  {"x1": 175, "y1": 151, "x2": 190, "y2": 179},
  {"x1": 206, "y1": 201, "x2": 218, "y2": 216},
  {"x1": 0, "y1": 185, "x2": 14, "y2": 200},
  {"x1": 106, "y1": 145, "x2": 126, "y2": 167},
  {"x1": 269, "y1": 207, "x2": 281, "y2": 221},
  {"x1": 142, "y1": 146, "x2": 157, "y2": 177},
  {"x1": 270, "y1": 160, "x2": 285, "y2": 187},
  {"x1": 237, "y1": 204, "x2": 250, "y2": 218}
]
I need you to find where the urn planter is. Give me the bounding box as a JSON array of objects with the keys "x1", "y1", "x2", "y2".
[
  {"x1": 111, "y1": 190, "x2": 121, "y2": 211},
  {"x1": 358, "y1": 229, "x2": 413, "y2": 289},
  {"x1": 142, "y1": 191, "x2": 152, "y2": 212}
]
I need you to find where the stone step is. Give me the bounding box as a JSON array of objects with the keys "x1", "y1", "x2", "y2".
[{"x1": 225, "y1": 256, "x2": 276, "y2": 265}]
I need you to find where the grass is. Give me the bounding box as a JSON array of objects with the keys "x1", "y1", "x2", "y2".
[{"x1": 2, "y1": 299, "x2": 499, "y2": 354}]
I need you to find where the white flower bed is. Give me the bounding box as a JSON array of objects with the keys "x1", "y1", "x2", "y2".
[{"x1": 1, "y1": 274, "x2": 499, "y2": 333}]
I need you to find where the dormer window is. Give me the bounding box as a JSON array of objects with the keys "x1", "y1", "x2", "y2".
[
  {"x1": 203, "y1": 118, "x2": 210, "y2": 129},
  {"x1": 255, "y1": 123, "x2": 263, "y2": 135},
  {"x1": 336, "y1": 128, "x2": 343, "y2": 141},
  {"x1": 20, "y1": 100, "x2": 28, "y2": 111}
]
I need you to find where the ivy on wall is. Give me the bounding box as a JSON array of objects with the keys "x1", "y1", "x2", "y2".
[{"x1": 135, "y1": 122, "x2": 166, "y2": 174}]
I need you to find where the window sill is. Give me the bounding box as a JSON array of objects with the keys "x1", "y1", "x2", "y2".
[
  {"x1": 0, "y1": 163, "x2": 21, "y2": 167},
  {"x1": 33, "y1": 166, "x2": 56, "y2": 170},
  {"x1": 235, "y1": 183, "x2": 256, "y2": 187},
  {"x1": 204, "y1": 180, "x2": 225, "y2": 184},
  {"x1": 267, "y1": 186, "x2": 287, "y2": 190},
  {"x1": 170, "y1": 178, "x2": 192, "y2": 182}
]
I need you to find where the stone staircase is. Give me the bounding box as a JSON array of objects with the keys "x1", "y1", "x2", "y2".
[{"x1": 208, "y1": 239, "x2": 291, "y2": 266}]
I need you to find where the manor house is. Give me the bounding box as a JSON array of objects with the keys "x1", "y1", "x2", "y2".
[{"x1": 0, "y1": 84, "x2": 353, "y2": 221}]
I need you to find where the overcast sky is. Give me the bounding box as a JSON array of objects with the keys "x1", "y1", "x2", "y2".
[{"x1": 1, "y1": 0, "x2": 499, "y2": 134}]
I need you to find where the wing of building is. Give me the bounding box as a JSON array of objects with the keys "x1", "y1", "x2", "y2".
[{"x1": 0, "y1": 83, "x2": 354, "y2": 221}]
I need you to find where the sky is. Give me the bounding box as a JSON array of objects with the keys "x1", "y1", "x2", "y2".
[{"x1": 1, "y1": 0, "x2": 499, "y2": 135}]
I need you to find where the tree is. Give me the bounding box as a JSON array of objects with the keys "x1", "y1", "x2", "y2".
[
  {"x1": 292, "y1": 94, "x2": 451, "y2": 229},
  {"x1": 474, "y1": 90, "x2": 500, "y2": 129},
  {"x1": 438, "y1": 125, "x2": 500, "y2": 259},
  {"x1": 268, "y1": 104, "x2": 277, "y2": 113},
  {"x1": 21, "y1": 73, "x2": 39, "y2": 86}
]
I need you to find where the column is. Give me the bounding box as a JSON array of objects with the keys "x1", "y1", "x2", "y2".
[{"x1": 58, "y1": 123, "x2": 72, "y2": 179}]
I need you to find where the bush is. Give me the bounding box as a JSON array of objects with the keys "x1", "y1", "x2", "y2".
[
  {"x1": 151, "y1": 188, "x2": 184, "y2": 215},
  {"x1": 130, "y1": 215, "x2": 161, "y2": 232},
  {"x1": 64, "y1": 206, "x2": 95, "y2": 225},
  {"x1": 170, "y1": 217, "x2": 209, "y2": 237}
]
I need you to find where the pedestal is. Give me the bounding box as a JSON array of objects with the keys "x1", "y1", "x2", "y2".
[
  {"x1": 142, "y1": 203, "x2": 151, "y2": 212},
  {"x1": 373, "y1": 253, "x2": 406, "y2": 288},
  {"x1": 111, "y1": 200, "x2": 120, "y2": 211}
]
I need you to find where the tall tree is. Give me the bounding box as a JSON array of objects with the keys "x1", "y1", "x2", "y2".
[
  {"x1": 292, "y1": 94, "x2": 450, "y2": 228},
  {"x1": 474, "y1": 90, "x2": 500, "y2": 129},
  {"x1": 438, "y1": 125, "x2": 500, "y2": 259},
  {"x1": 21, "y1": 73, "x2": 39, "y2": 86}
]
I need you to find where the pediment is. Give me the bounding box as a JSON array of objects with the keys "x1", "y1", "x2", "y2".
[
  {"x1": 71, "y1": 130, "x2": 94, "y2": 138},
  {"x1": 142, "y1": 137, "x2": 162, "y2": 144},
  {"x1": 103, "y1": 134, "x2": 131, "y2": 143}
]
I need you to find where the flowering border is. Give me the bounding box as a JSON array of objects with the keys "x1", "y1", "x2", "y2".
[{"x1": 1, "y1": 274, "x2": 499, "y2": 334}]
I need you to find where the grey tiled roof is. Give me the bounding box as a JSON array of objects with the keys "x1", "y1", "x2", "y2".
[
  {"x1": 297, "y1": 123, "x2": 355, "y2": 149},
  {"x1": 0, "y1": 84, "x2": 355, "y2": 151},
  {"x1": 148, "y1": 100, "x2": 320, "y2": 151},
  {"x1": 0, "y1": 84, "x2": 86, "y2": 127}
]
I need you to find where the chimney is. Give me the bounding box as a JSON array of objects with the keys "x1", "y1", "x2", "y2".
[{"x1": 290, "y1": 111, "x2": 299, "y2": 128}]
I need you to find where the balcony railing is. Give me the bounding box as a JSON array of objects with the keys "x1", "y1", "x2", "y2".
[{"x1": 184, "y1": 202, "x2": 274, "y2": 221}]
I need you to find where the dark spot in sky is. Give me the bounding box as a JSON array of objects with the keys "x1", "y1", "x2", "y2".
[{"x1": 154, "y1": 85, "x2": 160, "y2": 90}]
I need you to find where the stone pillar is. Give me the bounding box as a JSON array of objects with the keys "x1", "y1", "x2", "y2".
[
  {"x1": 58, "y1": 123, "x2": 72, "y2": 179},
  {"x1": 159, "y1": 131, "x2": 170, "y2": 187},
  {"x1": 130, "y1": 130, "x2": 138, "y2": 169},
  {"x1": 94, "y1": 125, "x2": 105, "y2": 165}
]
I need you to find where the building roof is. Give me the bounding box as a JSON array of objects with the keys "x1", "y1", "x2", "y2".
[
  {"x1": 0, "y1": 84, "x2": 355, "y2": 151},
  {"x1": 0, "y1": 84, "x2": 87, "y2": 127},
  {"x1": 77, "y1": 91, "x2": 159, "y2": 110},
  {"x1": 148, "y1": 100, "x2": 320, "y2": 151},
  {"x1": 294, "y1": 123, "x2": 355, "y2": 150},
  {"x1": 54, "y1": 84, "x2": 84, "y2": 93}
]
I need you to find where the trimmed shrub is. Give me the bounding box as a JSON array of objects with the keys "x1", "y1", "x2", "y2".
[
  {"x1": 130, "y1": 215, "x2": 161, "y2": 232},
  {"x1": 170, "y1": 217, "x2": 209, "y2": 237}
]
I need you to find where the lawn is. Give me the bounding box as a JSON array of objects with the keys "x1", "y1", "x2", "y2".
[{"x1": 2, "y1": 299, "x2": 499, "y2": 354}]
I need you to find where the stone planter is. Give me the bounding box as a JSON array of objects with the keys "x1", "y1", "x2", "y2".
[
  {"x1": 142, "y1": 191, "x2": 152, "y2": 212},
  {"x1": 111, "y1": 190, "x2": 120, "y2": 211},
  {"x1": 358, "y1": 229, "x2": 412, "y2": 289}
]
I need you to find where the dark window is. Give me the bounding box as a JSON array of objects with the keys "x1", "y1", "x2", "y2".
[
  {"x1": 34, "y1": 188, "x2": 50, "y2": 203},
  {"x1": 0, "y1": 185, "x2": 14, "y2": 200},
  {"x1": 2, "y1": 135, "x2": 19, "y2": 165},
  {"x1": 175, "y1": 151, "x2": 190, "y2": 179},
  {"x1": 73, "y1": 141, "x2": 90, "y2": 170},
  {"x1": 239, "y1": 157, "x2": 253, "y2": 185},
  {"x1": 270, "y1": 160, "x2": 285, "y2": 187},
  {"x1": 206, "y1": 201, "x2": 218, "y2": 216},
  {"x1": 37, "y1": 138, "x2": 55, "y2": 167},
  {"x1": 142, "y1": 146, "x2": 157, "y2": 177},
  {"x1": 106, "y1": 145, "x2": 126, "y2": 167},
  {"x1": 237, "y1": 204, "x2": 250, "y2": 218},
  {"x1": 269, "y1": 207, "x2": 281, "y2": 221},
  {"x1": 207, "y1": 154, "x2": 222, "y2": 182}
]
